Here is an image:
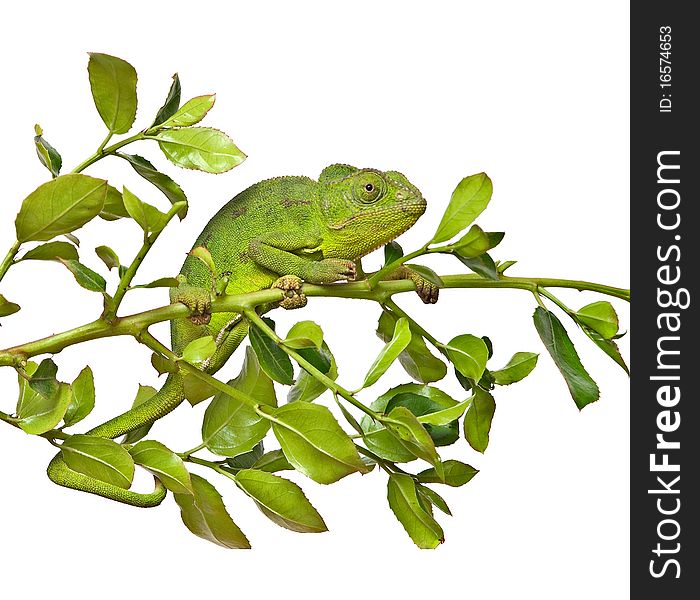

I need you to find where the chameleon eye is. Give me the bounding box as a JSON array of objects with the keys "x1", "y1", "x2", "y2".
[{"x1": 354, "y1": 172, "x2": 384, "y2": 203}]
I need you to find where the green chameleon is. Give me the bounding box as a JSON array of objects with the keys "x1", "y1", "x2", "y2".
[{"x1": 47, "y1": 163, "x2": 438, "y2": 506}]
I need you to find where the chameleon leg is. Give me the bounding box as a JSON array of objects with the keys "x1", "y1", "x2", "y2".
[{"x1": 46, "y1": 370, "x2": 185, "y2": 507}]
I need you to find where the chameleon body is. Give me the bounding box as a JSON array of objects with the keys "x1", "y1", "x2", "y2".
[{"x1": 47, "y1": 164, "x2": 435, "y2": 505}]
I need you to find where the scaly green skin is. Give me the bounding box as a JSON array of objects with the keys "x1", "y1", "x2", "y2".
[{"x1": 47, "y1": 164, "x2": 433, "y2": 506}]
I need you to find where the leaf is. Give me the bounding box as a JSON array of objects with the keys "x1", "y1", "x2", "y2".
[
  {"x1": 252, "y1": 449, "x2": 293, "y2": 473},
  {"x1": 182, "y1": 335, "x2": 216, "y2": 365},
  {"x1": 63, "y1": 366, "x2": 95, "y2": 427},
  {"x1": 118, "y1": 153, "x2": 188, "y2": 219},
  {"x1": 575, "y1": 301, "x2": 619, "y2": 339},
  {"x1": 383, "y1": 406, "x2": 443, "y2": 477},
  {"x1": 64, "y1": 233, "x2": 81, "y2": 247},
  {"x1": 387, "y1": 473, "x2": 444, "y2": 549},
  {"x1": 405, "y1": 264, "x2": 444, "y2": 287},
  {"x1": 224, "y1": 442, "x2": 264, "y2": 470},
  {"x1": 361, "y1": 317, "x2": 411, "y2": 389},
  {"x1": 417, "y1": 484, "x2": 452, "y2": 516},
  {"x1": 0, "y1": 294, "x2": 21, "y2": 317},
  {"x1": 431, "y1": 172, "x2": 493, "y2": 244},
  {"x1": 122, "y1": 186, "x2": 168, "y2": 235},
  {"x1": 202, "y1": 347, "x2": 276, "y2": 457},
  {"x1": 455, "y1": 251, "x2": 500, "y2": 280},
  {"x1": 384, "y1": 241, "x2": 404, "y2": 265},
  {"x1": 283, "y1": 320, "x2": 323, "y2": 349},
  {"x1": 28, "y1": 358, "x2": 59, "y2": 398},
  {"x1": 269, "y1": 402, "x2": 369, "y2": 484},
  {"x1": 129, "y1": 440, "x2": 193, "y2": 495},
  {"x1": 94, "y1": 245, "x2": 120, "y2": 270},
  {"x1": 463, "y1": 388, "x2": 496, "y2": 453},
  {"x1": 99, "y1": 185, "x2": 129, "y2": 221},
  {"x1": 20, "y1": 241, "x2": 78, "y2": 262},
  {"x1": 451, "y1": 224, "x2": 492, "y2": 257},
  {"x1": 287, "y1": 343, "x2": 338, "y2": 403},
  {"x1": 15, "y1": 174, "x2": 107, "y2": 242},
  {"x1": 155, "y1": 127, "x2": 246, "y2": 173},
  {"x1": 582, "y1": 326, "x2": 630, "y2": 375},
  {"x1": 444, "y1": 334, "x2": 489, "y2": 381},
  {"x1": 132, "y1": 277, "x2": 181, "y2": 289},
  {"x1": 60, "y1": 434, "x2": 134, "y2": 489},
  {"x1": 151, "y1": 73, "x2": 181, "y2": 127},
  {"x1": 533, "y1": 307, "x2": 600, "y2": 409},
  {"x1": 377, "y1": 311, "x2": 446, "y2": 383},
  {"x1": 174, "y1": 473, "x2": 250, "y2": 549},
  {"x1": 122, "y1": 385, "x2": 158, "y2": 444},
  {"x1": 417, "y1": 398, "x2": 471, "y2": 426},
  {"x1": 249, "y1": 318, "x2": 294, "y2": 385},
  {"x1": 159, "y1": 94, "x2": 216, "y2": 128},
  {"x1": 296, "y1": 346, "x2": 332, "y2": 374},
  {"x1": 34, "y1": 125, "x2": 62, "y2": 177},
  {"x1": 189, "y1": 246, "x2": 216, "y2": 275},
  {"x1": 234, "y1": 469, "x2": 327, "y2": 533},
  {"x1": 492, "y1": 352, "x2": 539, "y2": 385},
  {"x1": 417, "y1": 460, "x2": 479, "y2": 487},
  {"x1": 87, "y1": 53, "x2": 138, "y2": 134},
  {"x1": 59, "y1": 259, "x2": 107, "y2": 292},
  {"x1": 17, "y1": 380, "x2": 72, "y2": 435}
]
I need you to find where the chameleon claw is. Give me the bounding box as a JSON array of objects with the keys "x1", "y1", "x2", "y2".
[{"x1": 272, "y1": 275, "x2": 308, "y2": 310}]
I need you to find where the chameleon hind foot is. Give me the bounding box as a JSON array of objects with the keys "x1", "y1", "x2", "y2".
[
  {"x1": 273, "y1": 275, "x2": 308, "y2": 310},
  {"x1": 172, "y1": 280, "x2": 212, "y2": 325}
]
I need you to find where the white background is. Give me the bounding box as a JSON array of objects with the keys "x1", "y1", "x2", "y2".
[{"x1": 0, "y1": 2, "x2": 629, "y2": 598}]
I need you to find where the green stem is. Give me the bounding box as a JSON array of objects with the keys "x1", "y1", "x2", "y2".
[
  {"x1": 539, "y1": 288, "x2": 575, "y2": 315},
  {"x1": 367, "y1": 246, "x2": 428, "y2": 288},
  {"x1": 180, "y1": 441, "x2": 207, "y2": 458},
  {"x1": 71, "y1": 131, "x2": 146, "y2": 174},
  {"x1": 0, "y1": 239, "x2": 21, "y2": 284},
  {"x1": 383, "y1": 298, "x2": 446, "y2": 355}
]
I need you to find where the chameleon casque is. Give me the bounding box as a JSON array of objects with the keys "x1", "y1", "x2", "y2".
[{"x1": 47, "y1": 163, "x2": 438, "y2": 505}]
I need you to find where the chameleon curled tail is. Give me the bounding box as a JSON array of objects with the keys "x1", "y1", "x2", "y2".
[{"x1": 46, "y1": 371, "x2": 186, "y2": 508}]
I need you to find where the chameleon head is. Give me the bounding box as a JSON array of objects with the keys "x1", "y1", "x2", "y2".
[{"x1": 318, "y1": 164, "x2": 426, "y2": 259}]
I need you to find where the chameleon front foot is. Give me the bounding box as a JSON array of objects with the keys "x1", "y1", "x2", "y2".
[
  {"x1": 172, "y1": 279, "x2": 212, "y2": 325},
  {"x1": 273, "y1": 275, "x2": 308, "y2": 310}
]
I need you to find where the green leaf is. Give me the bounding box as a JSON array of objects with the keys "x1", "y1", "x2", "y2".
[
  {"x1": 118, "y1": 153, "x2": 188, "y2": 219},
  {"x1": 183, "y1": 372, "x2": 218, "y2": 406},
  {"x1": 377, "y1": 311, "x2": 447, "y2": 384},
  {"x1": 63, "y1": 366, "x2": 95, "y2": 427},
  {"x1": 361, "y1": 316, "x2": 411, "y2": 389},
  {"x1": 383, "y1": 406, "x2": 443, "y2": 477},
  {"x1": 159, "y1": 94, "x2": 216, "y2": 128},
  {"x1": 122, "y1": 385, "x2": 158, "y2": 444},
  {"x1": 189, "y1": 245, "x2": 216, "y2": 275},
  {"x1": 269, "y1": 402, "x2": 369, "y2": 484},
  {"x1": 287, "y1": 342, "x2": 338, "y2": 403},
  {"x1": 28, "y1": 358, "x2": 59, "y2": 398},
  {"x1": 463, "y1": 388, "x2": 496, "y2": 453},
  {"x1": 34, "y1": 125, "x2": 62, "y2": 177},
  {"x1": 533, "y1": 307, "x2": 600, "y2": 409},
  {"x1": 252, "y1": 449, "x2": 293, "y2": 473},
  {"x1": 431, "y1": 172, "x2": 493, "y2": 244},
  {"x1": 0, "y1": 294, "x2": 21, "y2": 317},
  {"x1": 582, "y1": 325, "x2": 630, "y2": 375},
  {"x1": 387, "y1": 473, "x2": 444, "y2": 549},
  {"x1": 283, "y1": 320, "x2": 323, "y2": 349},
  {"x1": 60, "y1": 434, "x2": 134, "y2": 488},
  {"x1": 202, "y1": 347, "x2": 276, "y2": 457},
  {"x1": 451, "y1": 224, "x2": 492, "y2": 257},
  {"x1": 444, "y1": 334, "x2": 489, "y2": 381},
  {"x1": 234, "y1": 469, "x2": 327, "y2": 533},
  {"x1": 17, "y1": 380, "x2": 72, "y2": 435},
  {"x1": 249, "y1": 318, "x2": 294, "y2": 385},
  {"x1": 417, "y1": 398, "x2": 471, "y2": 426},
  {"x1": 155, "y1": 127, "x2": 246, "y2": 174},
  {"x1": 182, "y1": 335, "x2": 216, "y2": 365},
  {"x1": 129, "y1": 440, "x2": 193, "y2": 495},
  {"x1": 20, "y1": 241, "x2": 78, "y2": 262},
  {"x1": 99, "y1": 185, "x2": 129, "y2": 221},
  {"x1": 64, "y1": 233, "x2": 81, "y2": 247},
  {"x1": 174, "y1": 473, "x2": 250, "y2": 549},
  {"x1": 151, "y1": 73, "x2": 181, "y2": 127},
  {"x1": 455, "y1": 251, "x2": 500, "y2": 280},
  {"x1": 404, "y1": 264, "x2": 444, "y2": 288},
  {"x1": 384, "y1": 241, "x2": 404, "y2": 265},
  {"x1": 417, "y1": 483, "x2": 452, "y2": 516},
  {"x1": 15, "y1": 174, "x2": 107, "y2": 242},
  {"x1": 59, "y1": 259, "x2": 107, "y2": 292},
  {"x1": 122, "y1": 186, "x2": 168, "y2": 235},
  {"x1": 575, "y1": 301, "x2": 619, "y2": 339},
  {"x1": 224, "y1": 442, "x2": 264, "y2": 470},
  {"x1": 87, "y1": 53, "x2": 137, "y2": 134},
  {"x1": 417, "y1": 460, "x2": 479, "y2": 487},
  {"x1": 94, "y1": 245, "x2": 120, "y2": 271},
  {"x1": 132, "y1": 277, "x2": 181, "y2": 289},
  {"x1": 492, "y1": 352, "x2": 539, "y2": 385}
]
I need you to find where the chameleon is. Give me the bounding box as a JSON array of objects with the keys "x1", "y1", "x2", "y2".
[{"x1": 47, "y1": 163, "x2": 438, "y2": 506}]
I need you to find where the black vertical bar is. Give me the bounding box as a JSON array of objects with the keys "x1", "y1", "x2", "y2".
[{"x1": 630, "y1": 4, "x2": 697, "y2": 594}]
